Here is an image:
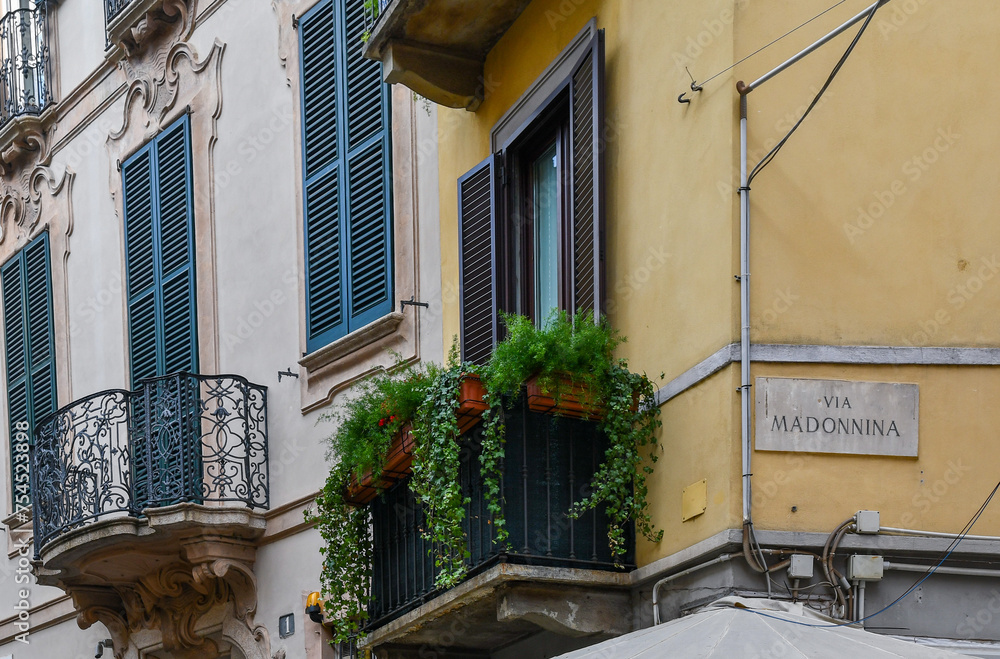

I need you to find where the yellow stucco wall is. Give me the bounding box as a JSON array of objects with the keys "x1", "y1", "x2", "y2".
[
  {"x1": 751, "y1": 363, "x2": 1000, "y2": 534},
  {"x1": 435, "y1": 0, "x2": 1000, "y2": 569}
]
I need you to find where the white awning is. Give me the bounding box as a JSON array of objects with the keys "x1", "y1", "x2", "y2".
[{"x1": 553, "y1": 597, "x2": 966, "y2": 659}]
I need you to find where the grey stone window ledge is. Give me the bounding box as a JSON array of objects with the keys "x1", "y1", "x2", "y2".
[{"x1": 299, "y1": 311, "x2": 405, "y2": 373}]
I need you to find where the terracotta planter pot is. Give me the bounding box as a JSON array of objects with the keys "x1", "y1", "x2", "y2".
[
  {"x1": 456, "y1": 374, "x2": 489, "y2": 433},
  {"x1": 344, "y1": 424, "x2": 415, "y2": 505},
  {"x1": 525, "y1": 374, "x2": 604, "y2": 420},
  {"x1": 343, "y1": 376, "x2": 489, "y2": 505}
]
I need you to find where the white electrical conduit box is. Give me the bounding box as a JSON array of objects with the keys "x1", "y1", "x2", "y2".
[
  {"x1": 847, "y1": 555, "x2": 884, "y2": 581},
  {"x1": 788, "y1": 554, "x2": 814, "y2": 579},
  {"x1": 856, "y1": 510, "x2": 881, "y2": 534}
]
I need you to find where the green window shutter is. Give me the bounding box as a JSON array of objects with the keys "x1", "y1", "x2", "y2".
[
  {"x1": 123, "y1": 115, "x2": 198, "y2": 385},
  {"x1": 2, "y1": 233, "x2": 56, "y2": 508},
  {"x1": 458, "y1": 155, "x2": 499, "y2": 365},
  {"x1": 570, "y1": 29, "x2": 606, "y2": 322},
  {"x1": 122, "y1": 116, "x2": 198, "y2": 509},
  {"x1": 155, "y1": 121, "x2": 199, "y2": 376},
  {"x1": 301, "y1": 0, "x2": 392, "y2": 353}
]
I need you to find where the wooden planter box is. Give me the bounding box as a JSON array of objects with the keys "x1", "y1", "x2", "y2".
[
  {"x1": 344, "y1": 375, "x2": 488, "y2": 505},
  {"x1": 525, "y1": 374, "x2": 603, "y2": 420}
]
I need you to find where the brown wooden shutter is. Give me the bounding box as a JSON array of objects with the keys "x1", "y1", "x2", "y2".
[
  {"x1": 458, "y1": 154, "x2": 499, "y2": 364},
  {"x1": 569, "y1": 29, "x2": 606, "y2": 321}
]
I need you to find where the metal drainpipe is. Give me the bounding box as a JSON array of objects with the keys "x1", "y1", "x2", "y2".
[
  {"x1": 733, "y1": 0, "x2": 890, "y2": 553},
  {"x1": 739, "y1": 92, "x2": 752, "y2": 527},
  {"x1": 651, "y1": 554, "x2": 736, "y2": 625},
  {"x1": 880, "y1": 527, "x2": 1000, "y2": 543},
  {"x1": 884, "y1": 562, "x2": 1000, "y2": 578}
]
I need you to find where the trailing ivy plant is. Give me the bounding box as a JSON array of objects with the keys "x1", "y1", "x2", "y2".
[
  {"x1": 308, "y1": 350, "x2": 479, "y2": 640},
  {"x1": 409, "y1": 349, "x2": 471, "y2": 587},
  {"x1": 482, "y1": 310, "x2": 664, "y2": 561},
  {"x1": 309, "y1": 313, "x2": 662, "y2": 641},
  {"x1": 306, "y1": 358, "x2": 429, "y2": 641}
]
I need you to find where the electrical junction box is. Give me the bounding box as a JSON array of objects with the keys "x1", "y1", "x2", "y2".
[
  {"x1": 788, "y1": 554, "x2": 814, "y2": 580},
  {"x1": 856, "y1": 510, "x2": 880, "y2": 534},
  {"x1": 847, "y1": 555, "x2": 884, "y2": 581}
]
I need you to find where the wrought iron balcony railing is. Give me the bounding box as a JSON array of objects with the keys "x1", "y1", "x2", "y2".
[
  {"x1": 362, "y1": 0, "x2": 392, "y2": 40},
  {"x1": 104, "y1": 0, "x2": 132, "y2": 26},
  {"x1": 30, "y1": 373, "x2": 269, "y2": 557},
  {"x1": 0, "y1": 4, "x2": 50, "y2": 125},
  {"x1": 367, "y1": 399, "x2": 633, "y2": 629}
]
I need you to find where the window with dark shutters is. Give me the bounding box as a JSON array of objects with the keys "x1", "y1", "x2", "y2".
[
  {"x1": 121, "y1": 115, "x2": 199, "y2": 508},
  {"x1": 457, "y1": 30, "x2": 605, "y2": 360},
  {"x1": 2, "y1": 232, "x2": 56, "y2": 508},
  {"x1": 300, "y1": 0, "x2": 394, "y2": 354},
  {"x1": 570, "y1": 32, "x2": 605, "y2": 322},
  {"x1": 458, "y1": 155, "x2": 499, "y2": 365},
  {"x1": 122, "y1": 115, "x2": 198, "y2": 383}
]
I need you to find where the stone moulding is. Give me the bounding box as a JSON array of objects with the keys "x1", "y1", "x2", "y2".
[
  {"x1": 106, "y1": 21, "x2": 224, "y2": 375},
  {"x1": 107, "y1": 0, "x2": 195, "y2": 58},
  {"x1": 35, "y1": 503, "x2": 272, "y2": 659}
]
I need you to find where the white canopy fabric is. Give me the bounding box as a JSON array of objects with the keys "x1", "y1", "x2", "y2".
[{"x1": 553, "y1": 597, "x2": 966, "y2": 659}]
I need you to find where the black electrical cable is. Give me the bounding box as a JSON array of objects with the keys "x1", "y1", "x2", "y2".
[
  {"x1": 742, "y1": 480, "x2": 1000, "y2": 629},
  {"x1": 694, "y1": 0, "x2": 848, "y2": 90},
  {"x1": 748, "y1": 1, "x2": 883, "y2": 186}
]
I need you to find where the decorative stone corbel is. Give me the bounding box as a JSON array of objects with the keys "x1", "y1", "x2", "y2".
[
  {"x1": 110, "y1": 0, "x2": 195, "y2": 60},
  {"x1": 72, "y1": 587, "x2": 131, "y2": 659},
  {"x1": 72, "y1": 556, "x2": 265, "y2": 659}
]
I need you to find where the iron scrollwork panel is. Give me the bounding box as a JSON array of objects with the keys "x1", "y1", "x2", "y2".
[
  {"x1": 0, "y1": 5, "x2": 50, "y2": 125},
  {"x1": 31, "y1": 373, "x2": 269, "y2": 557},
  {"x1": 31, "y1": 390, "x2": 132, "y2": 553}
]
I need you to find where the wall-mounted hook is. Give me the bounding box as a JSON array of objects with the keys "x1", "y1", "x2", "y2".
[
  {"x1": 679, "y1": 67, "x2": 704, "y2": 104},
  {"x1": 278, "y1": 368, "x2": 299, "y2": 382},
  {"x1": 400, "y1": 296, "x2": 429, "y2": 313},
  {"x1": 96, "y1": 640, "x2": 113, "y2": 659}
]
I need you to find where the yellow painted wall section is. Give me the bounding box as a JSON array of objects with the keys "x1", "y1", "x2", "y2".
[
  {"x1": 736, "y1": 1, "x2": 1000, "y2": 347},
  {"x1": 435, "y1": 1, "x2": 748, "y2": 568},
  {"x1": 638, "y1": 366, "x2": 742, "y2": 564},
  {"x1": 750, "y1": 363, "x2": 1000, "y2": 536},
  {"x1": 435, "y1": 0, "x2": 1000, "y2": 568},
  {"x1": 436, "y1": 0, "x2": 742, "y2": 383}
]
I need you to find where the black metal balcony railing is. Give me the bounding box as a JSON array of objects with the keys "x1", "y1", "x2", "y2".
[
  {"x1": 30, "y1": 373, "x2": 269, "y2": 557},
  {"x1": 363, "y1": 0, "x2": 392, "y2": 39},
  {"x1": 367, "y1": 399, "x2": 633, "y2": 628},
  {"x1": 104, "y1": 0, "x2": 132, "y2": 27},
  {"x1": 0, "y1": 5, "x2": 50, "y2": 125}
]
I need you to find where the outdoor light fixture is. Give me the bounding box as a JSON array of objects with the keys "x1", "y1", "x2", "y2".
[{"x1": 306, "y1": 591, "x2": 324, "y2": 624}]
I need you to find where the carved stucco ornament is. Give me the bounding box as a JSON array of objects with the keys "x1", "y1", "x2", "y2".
[
  {"x1": 111, "y1": 0, "x2": 196, "y2": 60},
  {"x1": 73, "y1": 554, "x2": 269, "y2": 659}
]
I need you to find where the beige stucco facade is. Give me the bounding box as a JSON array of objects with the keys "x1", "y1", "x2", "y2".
[{"x1": 0, "y1": 0, "x2": 442, "y2": 657}]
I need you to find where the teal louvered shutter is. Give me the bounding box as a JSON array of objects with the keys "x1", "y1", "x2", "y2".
[
  {"x1": 2, "y1": 233, "x2": 57, "y2": 508},
  {"x1": 300, "y1": 0, "x2": 393, "y2": 353},
  {"x1": 458, "y1": 156, "x2": 499, "y2": 365},
  {"x1": 570, "y1": 29, "x2": 605, "y2": 322},
  {"x1": 123, "y1": 116, "x2": 198, "y2": 382},
  {"x1": 122, "y1": 115, "x2": 199, "y2": 509}
]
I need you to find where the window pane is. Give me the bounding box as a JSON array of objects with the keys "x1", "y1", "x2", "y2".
[{"x1": 533, "y1": 143, "x2": 559, "y2": 324}]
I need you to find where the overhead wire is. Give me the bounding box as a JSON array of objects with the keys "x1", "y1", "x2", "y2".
[
  {"x1": 748, "y1": 0, "x2": 881, "y2": 186},
  {"x1": 691, "y1": 0, "x2": 849, "y2": 90}
]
